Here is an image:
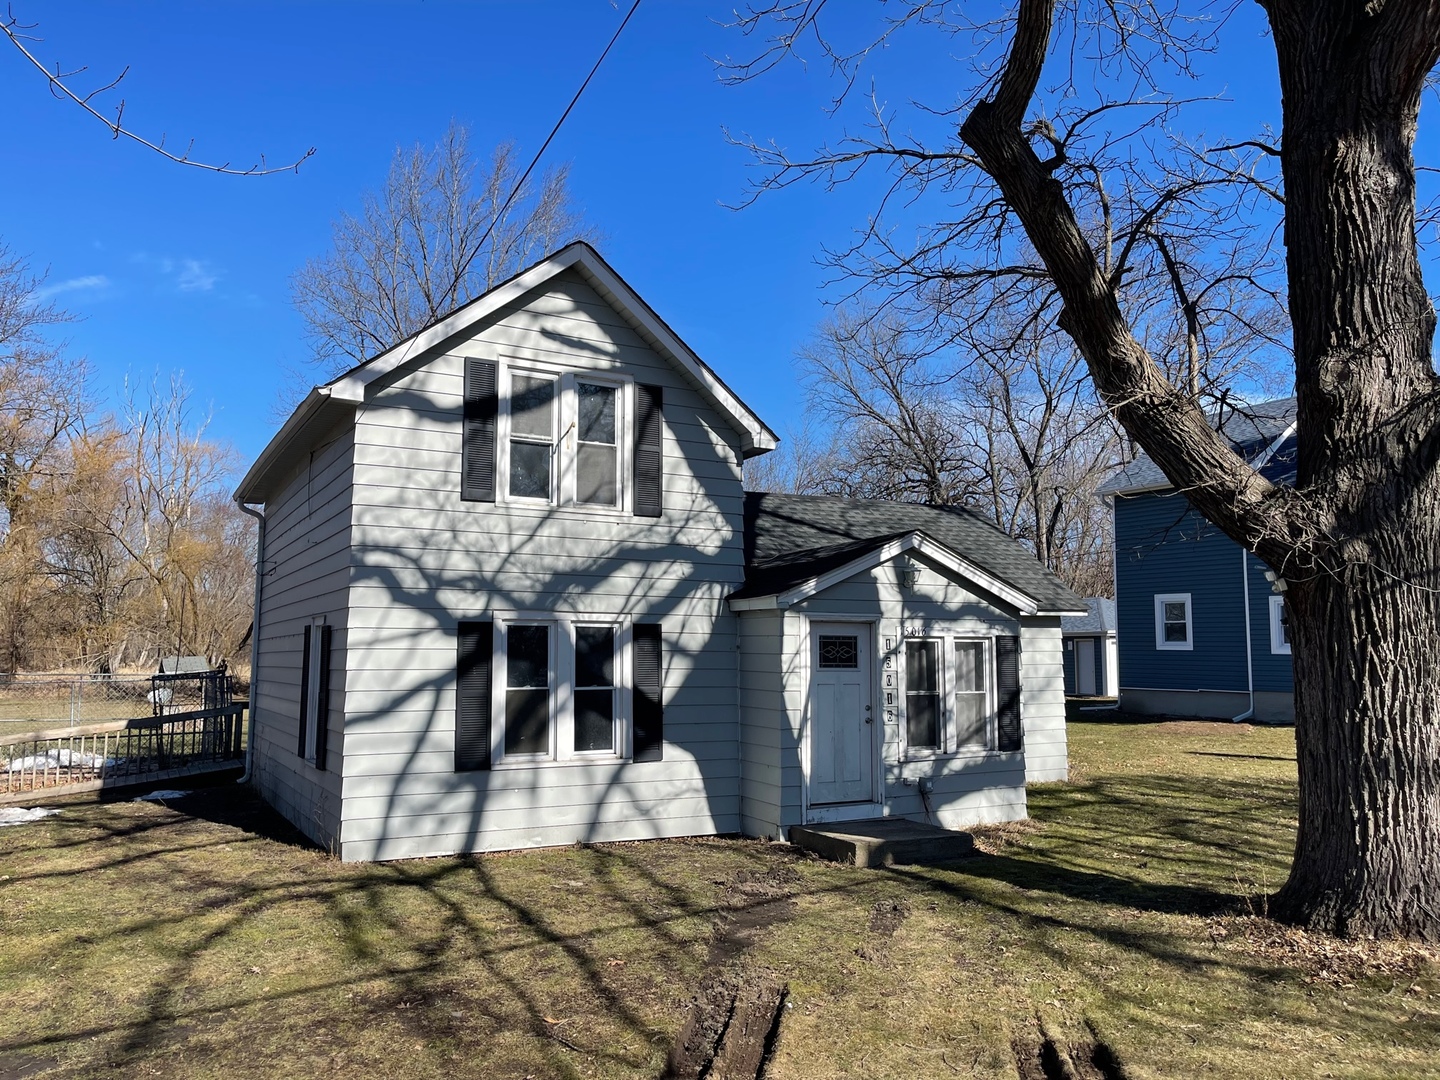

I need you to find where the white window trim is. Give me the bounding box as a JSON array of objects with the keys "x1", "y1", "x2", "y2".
[
  {"x1": 1269, "y1": 595, "x2": 1291, "y2": 655},
  {"x1": 302, "y1": 617, "x2": 324, "y2": 765},
  {"x1": 898, "y1": 630, "x2": 1001, "y2": 761},
  {"x1": 489, "y1": 612, "x2": 633, "y2": 768},
  {"x1": 495, "y1": 359, "x2": 634, "y2": 514},
  {"x1": 499, "y1": 365, "x2": 560, "y2": 506},
  {"x1": 1155, "y1": 593, "x2": 1194, "y2": 651},
  {"x1": 952, "y1": 636, "x2": 994, "y2": 753}
]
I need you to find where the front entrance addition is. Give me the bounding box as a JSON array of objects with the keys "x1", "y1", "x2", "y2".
[{"x1": 809, "y1": 624, "x2": 874, "y2": 806}]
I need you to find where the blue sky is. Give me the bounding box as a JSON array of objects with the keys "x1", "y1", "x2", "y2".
[{"x1": 0, "y1": 1, "x2": 1331, "y2": 469}]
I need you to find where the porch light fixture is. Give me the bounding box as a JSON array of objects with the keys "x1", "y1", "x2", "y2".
[{"x1": 898, "y1": 558, "x2": 920, "y2": 591}]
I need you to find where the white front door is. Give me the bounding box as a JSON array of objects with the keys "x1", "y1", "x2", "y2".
[
  {"x1": 1076, "y1": 638, "x2": 1097, "y2": 696},
  {"x1": 809, "y1": 624, "x2": 874, "y2": 806}
]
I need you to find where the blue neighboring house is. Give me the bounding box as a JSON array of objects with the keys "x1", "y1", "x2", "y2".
[{"x1": 1098, "y1": 398, "x2": 1296, "y2": 723}]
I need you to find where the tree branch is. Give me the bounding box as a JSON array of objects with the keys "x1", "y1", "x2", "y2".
[{"x1": 2, "y1": 9, "x2": 314, "y2": 176}]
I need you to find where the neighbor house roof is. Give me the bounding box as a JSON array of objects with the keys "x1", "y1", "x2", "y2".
[
  {"x1": 236, "y1": 242, "x2": 778, "y2": 503},
  {"x1": 1098, "y1": 396, "x2": 1297, "y2": 497},
  {"x1": 732, "y1": 492, "x2": 1086, "y2": 616},
  {"x1": 1061, "y1": 598, "x2": 1116, "y2": 636}
]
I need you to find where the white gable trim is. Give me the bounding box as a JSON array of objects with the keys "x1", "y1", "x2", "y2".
[
  {"x1": 729, "y1": 532, "x2": 1085, "y2": 616},
  {"x1": 328, "y1": 242, "x2": 777, "y2": 456}
]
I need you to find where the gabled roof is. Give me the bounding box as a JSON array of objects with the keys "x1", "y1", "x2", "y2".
[
  {"x1": 236, "y1": 242, "x2": 777, "y2": 503},
  {"x1": 1098, "y1": 396, "x2": 1297, "y2": 497},
  {"x1": 732, "y1": 492, "x2": 1086, "y2": 616},
  {"x1": 1061, "y1": 598, "x2": 1116, "y2": 636}
]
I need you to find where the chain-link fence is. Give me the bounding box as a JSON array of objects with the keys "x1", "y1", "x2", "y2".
[{"x1": 0, "y1": 670, "x2": 234, "y2": 733}]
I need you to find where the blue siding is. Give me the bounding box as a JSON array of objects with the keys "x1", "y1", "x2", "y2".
[
  {"x1": 1115, "y1": 492, "x2": 1248, "y2": 692},
  {"x1": 1063, "y1": 640, "x2": 1076, "y2": 692},
  {"x1": 1248, "y1": 552, "x2": 1294, "y2": 693}
]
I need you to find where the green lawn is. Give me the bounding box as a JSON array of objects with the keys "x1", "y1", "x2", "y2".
[{"x1": 1, "y1": 718, "x2": 1436, "y2": 1079}]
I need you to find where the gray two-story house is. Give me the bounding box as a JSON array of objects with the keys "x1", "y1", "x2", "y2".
[
  {"x1": 1100, "y1": 398, "x2": 1296, "y2": 723},
  {"x1": 235, "y1": 243, "x2": 1083, "y2": 860}
]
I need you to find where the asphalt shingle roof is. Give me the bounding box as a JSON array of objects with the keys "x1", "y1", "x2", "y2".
[
  {"x1": 1061, "y1": 598, "x2": 1116, "y2": 635},
  {"x1": 1099, "y1": 397, "x2": 1296, "y2": 495},
  {"x1": 736, "y1": 491, "x2": 1085, "y2": 613}
]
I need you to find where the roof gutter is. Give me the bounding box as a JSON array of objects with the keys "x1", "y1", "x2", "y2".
[
  {"x1": 233, "y1": 386, "x2": 338, "y2": 504},
  {"x1": 236, "y1": 500, "x2": 266, "y2": 784}
]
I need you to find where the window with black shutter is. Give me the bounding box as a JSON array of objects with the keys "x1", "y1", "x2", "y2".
[
  {"x1": 996, "y1": 635, "x2": 1023, "y2": 752},
  {"x1": 633, "y1": 384, "x2": 663, "y2": 517},
  {"x1": 456, "y1": 622, "x2": 493, "y2": 771},
  {"x1": 298, "y1": 622, "x2": 329, "y2": 768},
  {"x1": 462, "y1": 359, "x2": 498, "y2": 502},
  {"x1": 632, "y1": 622, "x2": 663, "y2": 761}
]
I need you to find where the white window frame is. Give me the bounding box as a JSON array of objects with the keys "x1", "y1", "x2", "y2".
[
  {"x1": 951, "y1": 636, "x2": 994, "y2": 752},
  {"x1": 1155, "y1": 593, "x2": 1194, "y2": 651},
  {"x1": 490, "y1": 613, "x2": 633, "y2": 767},
  {"x1": 500, "y1": 366, "x2": 560, "y2": 505},
  {"x1": 565, "y1": 374, "x2": 630, "y2": 512},
  {"x1": 1269, "y1": 595, "x2": 1291, "y2": 655},
  {"x1": 899, "y1": 630, "x2": 1000, "y2": 761},
  {"x1": 302, "y1": 617, "x2": 324, "y2": 765},
  {"x1": 496, "y1": 359, "x2": 633, "y2": 513}
]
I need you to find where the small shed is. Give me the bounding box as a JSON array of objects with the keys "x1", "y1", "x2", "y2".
[
  {"x1": 1061, "y1": 599, "x2": 1118, "y2": 697},
  {"x1": 158, "y1": 656, "x2": 212, "y2": 675}
]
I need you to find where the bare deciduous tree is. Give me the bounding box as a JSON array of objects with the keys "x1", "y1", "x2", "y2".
[
  {"x1": 792, "y1": 305, "x2": 1118, "y2": 597},
  {"x1": 292, "y1": 123, "x2": 592, "y2": 375},
  {"x1": 725, "y1": 0, "x2": 1440, "y2": 938}
]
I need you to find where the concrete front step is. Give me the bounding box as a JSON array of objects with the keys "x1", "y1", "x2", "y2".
[{"x1": 788, "y1": 817, "x2": 976, "y2": 868}]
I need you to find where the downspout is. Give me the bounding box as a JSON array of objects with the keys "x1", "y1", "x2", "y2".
[
  {"x1": 237, "y1": 500, "x2": 266, "y2": 782},
  {"x1": 1233, "y1": 545, "x2": 1255, "y2": 723}
]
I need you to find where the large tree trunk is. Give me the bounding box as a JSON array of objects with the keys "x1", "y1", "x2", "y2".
[
  {"x1": 1266, "y1": 4, "x2": 1440, "y2": 938},
  {"x1": 959, "y1": 0, "x2": 1440, "y2": 937}
]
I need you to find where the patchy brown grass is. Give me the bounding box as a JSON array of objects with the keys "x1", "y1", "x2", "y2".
[{"x1": 1, "y1": 718, "x2": 1437, "y2": 1079}]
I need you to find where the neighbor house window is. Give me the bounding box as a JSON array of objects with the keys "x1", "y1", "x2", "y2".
[
  {"x1": 507, "y1": 373, "x2": 557, "y2": 501},
  {"x1": 905, "y1": 639, "x2": 942, "y2": 751},
  {"x1": 899, "y1": 632, "x2": 1016, "y2": 758},
  {"x1": 1269, "y1": 596, "x2": 1291, "y2": 655},
  {"x1": 1155, "y1": 593, "x2": 1193, "y2": 651}
]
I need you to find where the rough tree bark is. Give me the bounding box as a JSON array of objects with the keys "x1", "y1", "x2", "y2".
[{"x1": 962, "y1": 0, "x2": 1440, "y2": 937}]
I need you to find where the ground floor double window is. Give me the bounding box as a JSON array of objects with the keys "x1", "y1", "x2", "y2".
[
  {"x1": 457, "y1": 616, "x2": 664, "y2": 770},
  {"x1": 902, "y1": 632, "x2": 1021, "y2": 757}
]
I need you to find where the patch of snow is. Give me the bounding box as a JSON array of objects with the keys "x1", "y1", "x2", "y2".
[
  {"x1": 0, "y1": 806, "x2": 61, "y2": 827},
  {"x1": 5, "y1": 750, "x2": 121, "y2": 772},
  {"x1": 133, "y1": 789, "x2": 191, "y2": 802}
]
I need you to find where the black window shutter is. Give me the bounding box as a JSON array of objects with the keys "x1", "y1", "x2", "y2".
[
  {"x1": 996, "y1": 635, "x2": 1023, "y2": 753},
  {"x1": 314, "y1": 624, "x2": 332, "y2": 772},
  {"x1": 632, "y1": 622, "x2": 664, "y2": 761},
  {"x1": 297, "y1": 624, "x2": 312, "y2": 759},
  {"x1": 634, "y1": 384, "x2": 663, "y2": 517},
  {"x1": 456, "y1": 621, "x2": 493, "y2": 771},
  {"x1": 462, "y1": 359, "x2": 498, "y2": 502}
]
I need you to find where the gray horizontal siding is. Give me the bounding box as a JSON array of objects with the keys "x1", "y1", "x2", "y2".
[
  {"x1": 252, "y1": 421, "x2": 354, "y2": 852},
  {"x1": 337, "y1": 269, "x2": 746, "y2": 859}
]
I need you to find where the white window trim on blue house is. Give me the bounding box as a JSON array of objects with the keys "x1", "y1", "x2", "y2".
[
  {"x1": 1154, "y1": 593, "x2": 1193, "y2": 651},
  {"x1": 1269, "y1": 595, "x2": 1291, "y2": 655}
]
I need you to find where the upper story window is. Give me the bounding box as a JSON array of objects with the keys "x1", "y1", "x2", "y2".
[
  {"x1": 508, "y1": 375, "x2": 557, "y2": 501},
  {"x1": 576, "y1": 382, "x2": 618, "y2": 507},
  {"x1": 1269, "y1": 595, "x2": 1291, "y2": 655},
  {"x1": 1155, "y1": 593, "x2": 1193, "y2": 651},
  {"x1": 461, "y1": 359, "x2": 663, "y2": 514}
]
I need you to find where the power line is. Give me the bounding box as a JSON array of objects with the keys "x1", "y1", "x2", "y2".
[{"x1": 453, "y1": 0, "x2": 643, "y2": 286}]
